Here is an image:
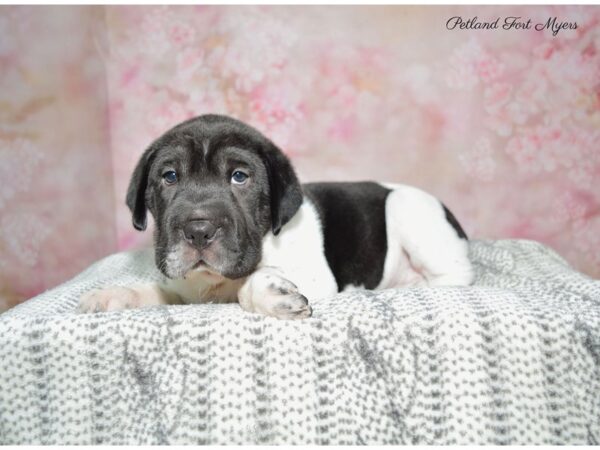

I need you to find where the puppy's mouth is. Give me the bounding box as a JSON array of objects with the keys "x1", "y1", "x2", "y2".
[
  {"x1": 186, "y1": 258, "x2": 222, "y2": 280},
  {"x1": 162, "y1": 240, "x2": 223, "y2": 280},
  {"x1": 190, "y1": 259, "x2": 207, "y2": 271}
]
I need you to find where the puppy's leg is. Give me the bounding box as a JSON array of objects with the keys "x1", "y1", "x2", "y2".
[
  {"x1": 384, "y1": 186, "x2": 474, "y2": 288},
  {"x1": 237, "y1": 267, "x2": 312, "y2": 320},
  {"x1": 78, "y1": 283, "x2": 180, "y2": 313}
]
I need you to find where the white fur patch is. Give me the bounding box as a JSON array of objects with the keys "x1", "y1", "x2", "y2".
[
  {"x1": 342, "y1": 284, "x2": 365, "y2": 292},
  {"x1": 378, "y1": 183, "x2": 473, "y2": 288},
  {"x1": 162, "y1": 269, "x2": 242, "y2": 304},
  {"x1": 260, "y1": 198, "x2": 338, "y2": 301},
  {"x1": 237, "y1": 267, "x2": 311, "y2": 319}
]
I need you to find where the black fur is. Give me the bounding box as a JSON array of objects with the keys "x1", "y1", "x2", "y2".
[
  {"x1": 261, "y1": 142, "x2": 303, "y2": 235},
  {"x1": 304, "y1": 182, "x2": 391, "y2": 291},
  {"x1": 126, "y1": 145, "x2": 158, "y2": 231},
  {"x1": 442, "y1": 204, "x2": 468, "y2": 240}
]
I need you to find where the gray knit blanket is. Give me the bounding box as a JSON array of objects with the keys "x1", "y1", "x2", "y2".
[{"x1": 1, "y1": 239, "x2": 599, "y2": 445}]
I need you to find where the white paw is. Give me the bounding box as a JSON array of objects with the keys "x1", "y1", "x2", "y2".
[
  {"x1": 239, "y1": 271, "x2": 313, "y2": 320},
  {"x1": 78, "y1": 286, "x2": 141, "y2": 313},
  {"x1": 267, "y1": 291, "x2": 312, "y2": 320}
]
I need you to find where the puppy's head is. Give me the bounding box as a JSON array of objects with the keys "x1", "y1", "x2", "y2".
[{"x1": 126, "y1": 114, "x2": 303, "y2": 279}]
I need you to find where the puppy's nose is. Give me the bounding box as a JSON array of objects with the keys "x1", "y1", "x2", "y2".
[{"x1": 183, "y1": 220, "x2": 217, "y2": 249}]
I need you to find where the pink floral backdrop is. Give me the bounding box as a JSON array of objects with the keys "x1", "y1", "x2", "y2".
[{"x1": 1, "y1": 5, "x2": 599, "y2": 311}]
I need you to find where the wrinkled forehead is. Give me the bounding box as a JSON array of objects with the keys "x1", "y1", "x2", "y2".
[{"x1": 151, "y1": 136, "x2": 264, "y2": 173}]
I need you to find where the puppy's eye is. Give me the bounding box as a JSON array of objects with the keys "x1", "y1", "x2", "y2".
[
  {"x1": 162, "y1": 170, "x2": 178, "y2": 185},
  {"x1": 231, "y1": 170, "x2": 249, "y2": 185}
]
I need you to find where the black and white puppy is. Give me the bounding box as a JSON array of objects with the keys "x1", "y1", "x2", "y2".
[{"x1": 79, "y1": 114, "x2": 473, "y2": 319}]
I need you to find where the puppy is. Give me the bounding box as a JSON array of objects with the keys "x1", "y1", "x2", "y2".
[{"x1": 79, "y1": 114, "x2": 473, "y2": 319}]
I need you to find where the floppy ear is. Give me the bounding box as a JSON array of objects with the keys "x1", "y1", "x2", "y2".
[
  {"x1": 126, "y1": 146, "x2": 156, "y2": 231},
  {"x1": 262, "y1": 143, "x2": 303, "y2": 235}
]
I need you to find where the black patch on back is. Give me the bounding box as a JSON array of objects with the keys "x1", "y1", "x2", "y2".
[
  {"x1": 303, "y1": 182, "x2": 391, "y2": 291},
  {"x1": 442, "y1": 203, "x2": 468, "y2": 240}
]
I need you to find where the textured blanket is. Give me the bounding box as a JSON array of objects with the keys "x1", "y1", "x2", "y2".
[{"x1": 1, "y1": 239, "x2": 599, "y2": 445}]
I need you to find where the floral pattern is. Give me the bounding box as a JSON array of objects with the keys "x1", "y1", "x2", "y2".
[{"x1": 1, "y1": 5, "x2": 599, "y2": 311}]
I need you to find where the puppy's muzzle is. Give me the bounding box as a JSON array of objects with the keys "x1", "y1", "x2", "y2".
[{"x1": 183, "y1": 220, "x2": 218, "y2": 250}]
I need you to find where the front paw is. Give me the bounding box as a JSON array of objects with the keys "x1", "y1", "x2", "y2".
[
  {"x1": 78, "y1": 286, "x2": 141, "y2": 313},
  {"x1": 239, "y1": 271, "x2": 313, "y2": 320},
  {"x1": 270, "y1": 291, "x2": 312, "y2": 320}
]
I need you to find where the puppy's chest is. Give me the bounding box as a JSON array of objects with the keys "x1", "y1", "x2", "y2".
[
  {"x1": 259, "y1": 200, "x2": 338, "y2": 299},
  {"x1": 163, "y1": 273, "x2": 243, "y2": 304}
]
